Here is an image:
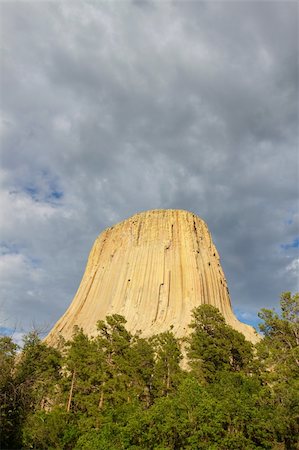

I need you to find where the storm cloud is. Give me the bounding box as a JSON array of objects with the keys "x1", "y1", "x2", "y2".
[{"x1": 0, "y1": 0, "x2": 298, "y2": 337}]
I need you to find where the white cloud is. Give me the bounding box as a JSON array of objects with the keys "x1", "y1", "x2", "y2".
[{"x1": 286, "y1": 258, "x2": 299, "y2": 277}]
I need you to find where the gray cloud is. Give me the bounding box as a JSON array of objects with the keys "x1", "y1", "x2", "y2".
[{"x1": 0, "y1": 0, "x2": 298, "y2": 335}]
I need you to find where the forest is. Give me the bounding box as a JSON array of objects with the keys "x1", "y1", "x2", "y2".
[{"x1": 1, "y1": 292, "x2": 298, "y2": 450}]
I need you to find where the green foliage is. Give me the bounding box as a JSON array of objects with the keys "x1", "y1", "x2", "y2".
[
  {"x1": 257, "y1": 292, "x2": 299, "y2": 449},
  {"x1": 63, "y1": 327, "x2": 100, "y2": 415},
  {"x1": 258, "y1": 292, "x2": 299, "y2": 376},
  {"x1": 95, "y1": 314, "x2": 137, "y2": 409},
  {"x1": 1, "y1": 293, "x2": 298, "y2": 450},
  {"x1": 187, "y1": 304, "x2": 253, "y2": 381},
  {"x1": 116, "y1": 375, "x2": 279, "y2": 449},
  {"x1": 16, "y1": 331, "x2": 62, "y2": 414},
  {"x1": 150, "y1": 330, "x2": 183, "y2": 398},
  {"x1": 22, "y1": 408, "x2": 79, "y2": 450},
  {"x1": 0, "y1": 331, "x2": 63, "y2": 449},
  {"x1": 0, "y1": 336, "x2": 20, "y2": 448},
  {"x1": 127, "y1": 336, "x2": 155, "y2": 408}
]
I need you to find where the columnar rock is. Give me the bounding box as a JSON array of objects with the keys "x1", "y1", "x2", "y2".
[{"x1": 46, "y1": 210, "x2": 259, "y2": 344}]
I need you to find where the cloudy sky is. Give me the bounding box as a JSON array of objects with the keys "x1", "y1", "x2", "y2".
[{"x1": 0, "y1": 0, "x2": 298, "y2": 340}]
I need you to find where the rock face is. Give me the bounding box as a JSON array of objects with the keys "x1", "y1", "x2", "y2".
[{"x1": 46, "y1": 210, "x2": 259, "y2": 345}]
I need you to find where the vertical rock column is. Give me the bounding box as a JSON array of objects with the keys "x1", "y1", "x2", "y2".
[{"x1": 46, "y1": 210, "x2": 259, "y2": 345}]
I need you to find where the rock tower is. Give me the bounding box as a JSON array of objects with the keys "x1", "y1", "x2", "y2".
[{"x1": 46, "y1": 210, "x2": 259, "y2": 344}]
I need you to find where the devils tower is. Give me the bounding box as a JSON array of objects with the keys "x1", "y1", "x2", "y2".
[{"x1": 46, "y1": 210, "x2": 259, "y2": 344}]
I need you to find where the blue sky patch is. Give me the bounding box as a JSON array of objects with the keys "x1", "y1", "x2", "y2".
[
  {"x1": 235, "y1": 309, "x2": 260, "y2": 331},
  {"x1": 24, "y1": 185, "x2": 39, "y2": 200},
  {"x1": 50, "y1": 190, "x2": 63, "y2": 200},
  {"x1": 281, "y1": 238, "x2": 299, "y2": 250},
  {"x1": 21, "y1": 170, "x2": 64, "y2": 204},
  {"x1": 0, "y1": 326, "x2": 15, "y2": 336}
]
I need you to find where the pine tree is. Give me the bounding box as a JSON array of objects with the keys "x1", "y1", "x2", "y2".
[
  {"x1": 257, "y1": 292, "x2": 299, "y2": 449},
  {"x1": 187, "y1": 304, "x2": 253, "y2": 382},
  {"x1": 63, "y1": 327, "x2": 100, "y2": 416},
  {"x1": 150, "y1": 330, "x2": 183, "y2": 398},
  {"x1": 95, "y1": 314, "x2": 135, "y2": 408},
  {"x1": 130, "y1": 336, "x2": 155, "y2": 407},
  {"x1": 0, "y1": 336, "x2": 20, "y2": 448}
]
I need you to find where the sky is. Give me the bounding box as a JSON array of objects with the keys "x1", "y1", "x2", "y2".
[{"x1": 0, "y1": 0, "x2": 298, "y2": 341}]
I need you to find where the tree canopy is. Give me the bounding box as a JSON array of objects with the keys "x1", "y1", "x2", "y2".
[{"x1": 1, "y1": 292, "x2": 298, "y2": 449}]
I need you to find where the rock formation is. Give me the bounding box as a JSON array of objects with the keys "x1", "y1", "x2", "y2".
[{"x1": 46, "y1": 210, "x2": 259, "y2": 345}]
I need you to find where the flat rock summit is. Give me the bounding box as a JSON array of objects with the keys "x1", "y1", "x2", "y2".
[{"x1": 46, "y1": 210, "x2": 259, "y2": 344}]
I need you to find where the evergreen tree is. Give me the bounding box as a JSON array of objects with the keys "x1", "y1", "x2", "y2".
[
  {"x1": 16, "y1": 331, "x2": 62, "y2": 412},
  {"x1": 0, "y1": 336, "x2": 20, "y2": 448},
  {"x1": 150, "y1": 330, "x2": 183, "y2": 398},
  {"x1": 63, "y1": 327, "x2": 100, "y2": 416},
  {"x1": 257, "y1": 292, "x2": 299, "y2": 449},
  {"x1": 258, "y1": 292, "x2": 299, "y2": 373},
  {"x1": 187, "y1": 304, "x2": 253, "y2": 382},
  {"x1": 130, "y1": 336, "x2": 155, "y2": 407},
  {"x1": 17, "y1": 332, "x2": 63, "y2": 448},
  {"x1": 2, "y1": 294, "x2": 298, "y2": 449},
  {"x1": 95, "y1": 314, "x2": 136, "y2": 408}
]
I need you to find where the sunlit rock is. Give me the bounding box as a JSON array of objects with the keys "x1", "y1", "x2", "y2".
[{"x1": 46, "y1": 210, "x2": 259, "y2": 345}]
